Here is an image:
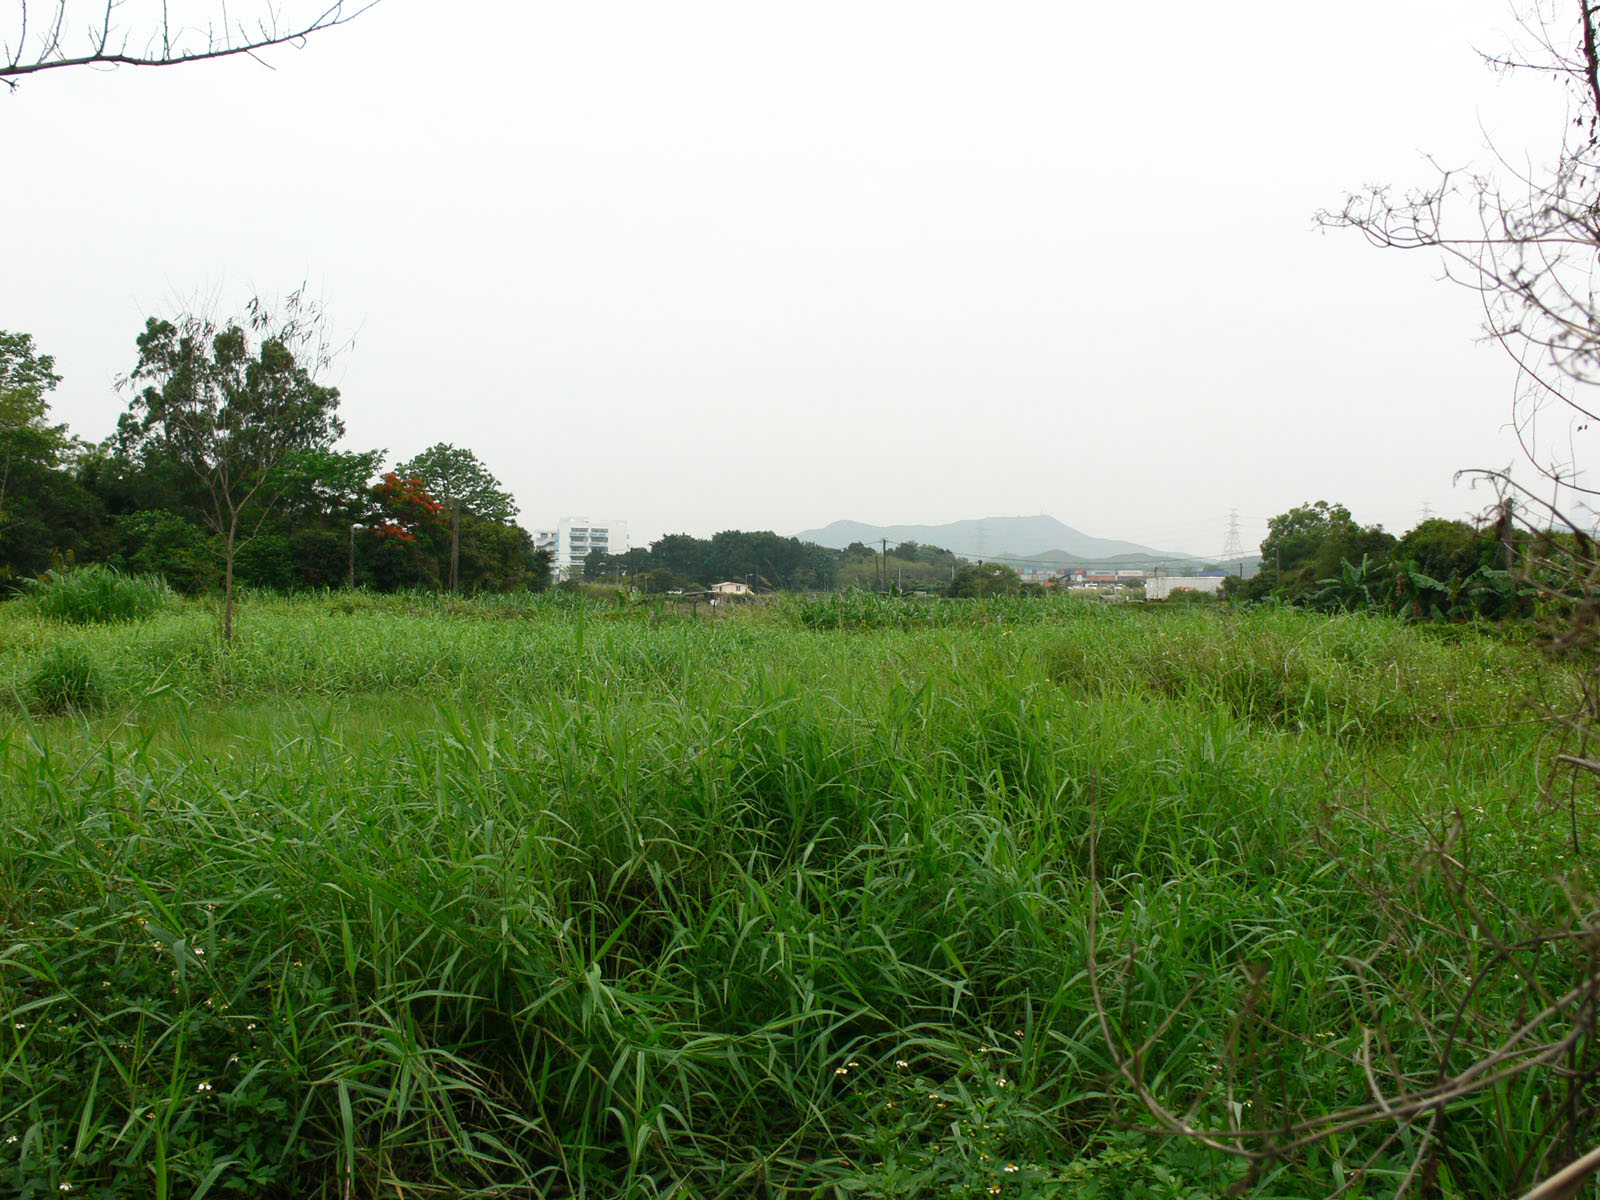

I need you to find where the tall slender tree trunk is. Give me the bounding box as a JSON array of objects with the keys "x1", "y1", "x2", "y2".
[{"x1": 224, "y1": 521, "x2": 237, "y2": 640}]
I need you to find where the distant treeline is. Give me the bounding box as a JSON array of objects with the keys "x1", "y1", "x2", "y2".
[
  {"x1": 0, "y1": 327, "x2": 1552, "y2": 614},
  {"x1": 3, "y1": 325, "x2": 977, "y2": 597},
  {"x1": 583, "y1": 537, "x2": 969, "y2": 594}
]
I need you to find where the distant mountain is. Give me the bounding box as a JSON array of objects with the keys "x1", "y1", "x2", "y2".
[
  {"x1": 793, "y1": 516, "x2": 1260, "y2": 574},
  {"x1": 794, "y1": 516, "x2": 1176, "y2": 563}
]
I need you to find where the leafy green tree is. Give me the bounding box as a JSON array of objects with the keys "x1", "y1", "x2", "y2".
[
  {"x1": 1, "y1": 331, "x2": 64, "y2": 533},
  {"x1": 0, "y1": 328, "x2": 63, "y2": 453},
  {"x1": 455, "y1": 515, "x2": 534, "y2": 592},
  {"x1": 945, "y1": 561, "x2": 1022, "y2": 597},
  {"x1": 839, "y1": 545, "x2": 961, "y2": 591},
  {"x1": 1255, "y1": 501, "x2": 1394, "y2": 602},
  {"x1": 650, "y1": 534, "x2": 711, "y2": 586},
  {"x1": 702, "y1": 530, "x2": 836, "y2": 591},
  {"x1": 0, "y1": 331, "x2": 108, "y2": 583},
  {"x1": 1393, "y1": 518, "x2": 1497, "y2": 583},
  {"x1": 118, "y1": 293, "x2": 345, "y2": 637},
  {"x1": 112, "y1": 509, "x2": 215, "y2": 592},
  {"x1": 630, "y1": 531, "x2": 836, "y2": 592},
  {"x1": 394, "y1": 444, "x2": 517, "y2": 523},
  {"x1": 635, "y1": 567, "x2": 691, "y2": 594},
  {"x1": 1388, "y1": 518, "x2": 1524, "y2": 621},
  {"x1": 394, "y1": 444, "x2": 518, "y2": 593},
  {"x1": 196, "y1": 447, "x2": 386, "y2": 591},
  {"x1": 524, "y1": 547, "x2": 554, "y2": 592}
]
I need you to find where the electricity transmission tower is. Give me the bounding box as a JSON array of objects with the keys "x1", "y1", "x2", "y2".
[{"x1": 1221, "y1": 509, "x2": 1244, "y2": 561}]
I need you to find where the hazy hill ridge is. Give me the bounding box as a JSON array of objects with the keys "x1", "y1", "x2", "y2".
[{"x1": 793, "y1": 515, "x2": 1180, "y2": 564}]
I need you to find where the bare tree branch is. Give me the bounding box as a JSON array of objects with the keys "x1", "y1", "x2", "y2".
[{"x1": 2, "y1": 1, "x2": 381, "y2": 91}]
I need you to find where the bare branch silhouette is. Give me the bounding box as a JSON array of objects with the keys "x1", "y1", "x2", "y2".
[{"x1": 2, "y1": 1, "x2": 381, "y2": 90}]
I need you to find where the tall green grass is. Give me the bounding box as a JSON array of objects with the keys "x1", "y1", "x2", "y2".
[
  {"x1": 24, "y1": 564, "x2": 174, "y2": 625},
  {"x1": 0, "y1": 593, "x2": 1585, "y2": 1197}
]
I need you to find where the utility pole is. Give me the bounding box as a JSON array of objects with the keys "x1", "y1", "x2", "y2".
[
  {"x1": 349, "y1": 523, "x2": 360, "y2": 589},
  {"x1": 449, "y1": 498, "x2": 461, "y2": 593}
]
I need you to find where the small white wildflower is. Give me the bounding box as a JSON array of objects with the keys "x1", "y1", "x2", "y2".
[
  {"x1": 1003, "y1": 1163, "x2": 1019, "y2": 1173},
  {"x1": 895, "y1": 1059, "x2": 909, "y2": 1069},
  {"x1": 834, "y1": 1067, "x2": 849, "y2": 1076},
  {"x1": 195, "y1": 1081, "x2": 212, "y2": 1093}
]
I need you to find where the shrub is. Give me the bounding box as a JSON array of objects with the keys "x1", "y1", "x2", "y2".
[
  {"x1": 24, "y1": 644, "x2": 106, "y2": 714},
  {"x1": 25, "y1": 564, "x2": 173, "y2": 624}
]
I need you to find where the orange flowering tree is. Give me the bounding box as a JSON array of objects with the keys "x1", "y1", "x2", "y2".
[
  {"x1": 359, "y1": 472, "x2": 446, "y2": 588},
  {"x1": 369, "y1": 472, "x2": 442, "y2": 541}
]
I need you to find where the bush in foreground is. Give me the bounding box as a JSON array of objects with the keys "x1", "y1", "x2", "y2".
[
  {"x1": 25, "y1": 564, "x2": 173, "y2": 625},
  {"x1": 23, "y1": 644, "x2": 105, "y2": 714}
]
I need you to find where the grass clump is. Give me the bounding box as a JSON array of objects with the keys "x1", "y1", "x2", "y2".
[
  {"x1": 25, "y1": 564, "x2": 173, "y2": 625},
  {"x1": 23, "y1": 643, "x2": 106, "y2": 714},
  {"x1": 785, "y1": 589, "x2": 1084, "y2": 631}
]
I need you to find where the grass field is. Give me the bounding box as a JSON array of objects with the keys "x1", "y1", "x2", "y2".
[{"x1": 0, "y1": 591, "x2": 1591, "y2": 1198}]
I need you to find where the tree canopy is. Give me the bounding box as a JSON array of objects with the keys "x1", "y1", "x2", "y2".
[
  {"x1": 945, "y1": 561, "x2": 1021, "y2": 598},
  {"x1": 119, "y1": 294, "x2": 345, "y2": 636},
  {"x1": 1256, "y1": 500, "x2": 1395, "y2": 600},
  {"x1": 394, "y1": 443, "x2": 518, "y2": 523},
  {"x1": 0, "y1": 331, "x2": 103, "y2": 583},
  {"x1": 0, "y1": 330, "x2": 68, "y2": 519}
]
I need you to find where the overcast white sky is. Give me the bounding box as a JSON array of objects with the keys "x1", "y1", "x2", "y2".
[{"x1": 4, "y1": 1, "x2": 1581, "y2": 555}]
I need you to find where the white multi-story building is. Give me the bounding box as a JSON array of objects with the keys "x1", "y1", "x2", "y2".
[
  {"x1": 1145, "y1": 574, "x2": 1228, "y2": 600},
  {"x1": 533, "y1": 518, "x2": 629, "y2": 581}
]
